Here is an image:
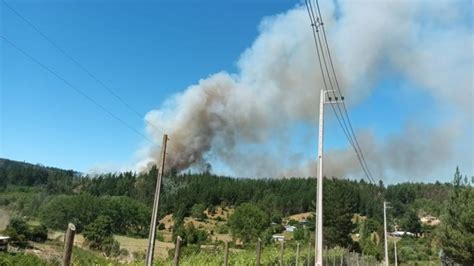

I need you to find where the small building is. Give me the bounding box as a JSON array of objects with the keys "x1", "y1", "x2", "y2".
[
  {"x1": 390, "y1": 231, "x2": 414, "y2": 237},
  {"x1": 0, "y1": 236, "x2": 10, "y2": 252},
  {"x1": 285, "y1": 225, "x2": 297, "y2": 232},
  {"x1": 272, "y1": 234, "x2": 285, "y2": 242}
]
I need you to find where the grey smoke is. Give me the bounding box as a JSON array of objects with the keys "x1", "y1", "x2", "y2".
[{"x1": 136, "y1": 0, "x2": 473, "y2": 181}]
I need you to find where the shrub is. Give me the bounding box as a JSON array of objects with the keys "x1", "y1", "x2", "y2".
[{"x1": 29, "y1": 224, "x2": 48, "y2": 242}]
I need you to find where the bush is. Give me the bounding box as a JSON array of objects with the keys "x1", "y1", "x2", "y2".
[
  {"x1": 3, "y1": 217, "x2": 29, "y2": 247},
  {"x1": 0, "y1": 252, "x2": 49, "y2": 266},
  {"x1": 29, "y1": 224, "x2": 48, "y2": 242},
  {"x1": 191, "y1": 203, "x2": 207, "y2": 221},
  {"x1": 83, "y1": 215, "x2": 120, "y2": 257},
  {"x1": 173, "y1": 223, "x2": 208, "y2": 246}
]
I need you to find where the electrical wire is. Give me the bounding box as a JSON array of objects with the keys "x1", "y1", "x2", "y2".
[
  {"x1": 1, "y1": 0, "x2": 167, "y2": 139},
  {"x1": 304, "y1": 0, "x2": 375, "y2": 184},
  {"x1": 314, "y1": 0, "x2": 375, "y2": 182},
  {"x1": 0, "y1": 34, "x2": 159, "y2": 148}
]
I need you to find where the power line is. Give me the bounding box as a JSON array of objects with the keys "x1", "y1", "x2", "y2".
[
  {"x1": 314, "y1": 0, "x2": 375, "y2": 182},
  {"x1": 304, "y1": 0, "x2": 375, "y2": 184},
  {"x1": 1, "y1": 0, "x2": 166, "y2": 138},
  {"x1": 0, "y1": 34, "x2": 158, "y2": 147}
]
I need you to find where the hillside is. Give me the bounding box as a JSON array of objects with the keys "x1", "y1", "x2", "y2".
[{"x1": 0, "y1": 159, "x2": 472, "y2": 265}]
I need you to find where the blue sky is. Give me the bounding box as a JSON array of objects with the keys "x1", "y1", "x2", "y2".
[
  {"x1": 1, "y1": 0, "x2": 299, "y2": 170},
  {"x1": 1, "y1": 0, "x2": 472, "y2": 182}
]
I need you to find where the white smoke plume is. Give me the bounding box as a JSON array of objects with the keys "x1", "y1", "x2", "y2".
[{"x1": 137, "y1": 0, "x2": 473, "y2": 181}]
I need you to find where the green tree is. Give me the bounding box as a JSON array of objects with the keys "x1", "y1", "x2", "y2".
[
  {"x1": 3, "y1": 217, "x2": 29, "y2": 246},
  {"x1": 293, "y1": 227, "x2": 306, "y2": 241},
  {"x1": 399, "y1": 209, "x2": 421, "y2": 236},
  {"x1": 190, "y1": 203, "x2": 207, "y2": 221},
  {"x1": 228, "y1": 203, "x2": 269, "y2": 245},
  {"x1": 83, "y1": 215, "x2": 120, "y2": 257},
  {"x1": 438, "y1": 167, "x2": 474, "y2": 265},
  {"x1": 29, "y1": 224, "x2": 48, "y2": 242}
]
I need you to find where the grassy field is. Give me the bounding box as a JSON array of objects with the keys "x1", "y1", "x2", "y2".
[{"x1": 0, "y1": 208, "x2": 11, "y2": 231}]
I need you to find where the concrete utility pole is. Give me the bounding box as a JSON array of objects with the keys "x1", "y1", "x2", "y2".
[
  {"x1": 315, "y1": 88, "x2": 343, "y2": 266},
  {"x1": 315, "y1": 88, "x2": 325, "y2": 266},
  {"x1": 383, "y1": 201, "x2": 391, "y2": 266},
  {"x1": 145, "y1": 134, "x2": 168, "y2": 266}
]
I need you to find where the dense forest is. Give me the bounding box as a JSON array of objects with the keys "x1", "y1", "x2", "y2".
[{"x1": 0, "y1": 158, "x2": 472, "y2": 264}]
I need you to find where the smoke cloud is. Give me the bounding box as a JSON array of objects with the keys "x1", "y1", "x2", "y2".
[{"x1": 137, "y1": 0, "x2": 473, "y2": 181}]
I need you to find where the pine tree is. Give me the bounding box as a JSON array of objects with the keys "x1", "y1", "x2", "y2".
[{"x1": 438, "y1": 167, "x2": 474, "y2": 265}]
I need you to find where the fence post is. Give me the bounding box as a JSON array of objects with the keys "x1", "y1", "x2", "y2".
[
  {"x1": 256, "y1": 238, "x2": 262, "y2": 266},
  {"x1": 296, "y1": 242, "x2": 300, "y2": 266},
  {"x1": 307, "y1": 241, "x2": 311, "y2": 266},
  {"x1": 279, "y1": 241, "x2": 284, "y2": 266},
  {"x1": 340, "y1": 250, "x2": 343, "y2": 266},
  {"x1": 224, "y1": 241, "x2": 229, "y2": 266},
  {"x1": 173, "y1": 236, "x2": 182, "y2": 266},
  {"x1": 62, "y1": 223, "x2": 76, "y2": 266}
]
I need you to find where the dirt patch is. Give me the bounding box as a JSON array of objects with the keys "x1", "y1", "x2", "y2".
[{"x1": 287, "y1": 212, "x2": 312, "y2": 222}]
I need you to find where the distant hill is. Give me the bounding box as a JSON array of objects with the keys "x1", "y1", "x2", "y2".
[{"x1": 0, "y1": 158, "x2": 81, "y2": 187}]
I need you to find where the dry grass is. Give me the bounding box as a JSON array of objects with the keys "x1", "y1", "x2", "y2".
[
  {"x1": 114, "y1": 235, "x2": 174, "y2": 259},
  {"x1": 287, "y1": 212, "x2": 312, "y2": 222}
]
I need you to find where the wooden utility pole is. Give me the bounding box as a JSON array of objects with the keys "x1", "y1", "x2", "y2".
[
  {"x1": 145, "y1": 134, "x2": 169, "y2": 266},
  {"x1": 173, "y1": 236, "x2": 182, "y2": 266},
  {"x1": 62, "y1": 223, "x2": 76, "y2": 266},
  {"x1": 223, "y1": 241, "x2": 229, "y2": 266},
  {"x1": 256, "y1": 238, "x2": 262, "y2": 266}
]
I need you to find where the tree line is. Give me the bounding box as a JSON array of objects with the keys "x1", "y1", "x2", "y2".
[{"x1": 0, "y1": 158, "x2": 472, "y2": 264}]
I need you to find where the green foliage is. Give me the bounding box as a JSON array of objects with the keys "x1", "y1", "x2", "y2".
[
  {"x1": 29, "y1": 224, "x2": 48, "y2": 242},
  {"x1": 190, "y1": 203, "x2": 207, "y2": 221},
  {"x1": 287, "y1": 219, "x2": 298, "y2": 226},
  {"x1": 38, "y1": 194, "x2": 150, "y2": 236},
  {"x1": 0, "y1": 252, "x2": 49, "y2": 266},
  {"x1": 3, "y1": 217, "x2": 29, "y2": 246},
  {"x1": 0, "y1": 158, "x2": 78, "y2": 189},
  {"x1": 83, "y1": 215, "x2": 120, "y2": 257},
  {"x1": 293, "y1": 227, "x2": 307, "y2": 241},
  {"x1": 173, "y1": 223, "x2": 208, "y2": 246},
  {"x1": 2, "y1": 217, "x2": 49, "y2": 246},
  {"x1": 323, "y1": 178, "x2": 358, "y2": 249},
  {"x1": 228, "y1": 203, "x2": 269, "y2": 245},
  {"x1": 399, "y1": 209, "x2": 422, "y2": 235},
  {"x1": 395, "y1": 236, "x2": 437, "y2": 264},
  {"x1": 357, "y1": 218, "x2": 383, "y2": 259},
  {"x1": 438, "y1": 167, "x2": 474, "y2": 265}
]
